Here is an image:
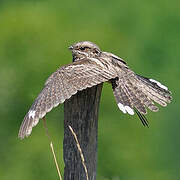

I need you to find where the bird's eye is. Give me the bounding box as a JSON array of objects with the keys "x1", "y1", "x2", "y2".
[
  {"x1": 80, "y1": 47, "x2": 86, "y2": 50},
  {"x1": 80, "y1": 46, "x2": 89, "y2": 50}
]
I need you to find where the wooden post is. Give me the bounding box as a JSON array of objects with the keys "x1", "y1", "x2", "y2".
[{"x1": 63, "y1": 83, "x2": 103, "y2": 180}]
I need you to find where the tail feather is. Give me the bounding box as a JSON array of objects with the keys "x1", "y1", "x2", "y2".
[{"x1": 134, "y1": 108, "x2": 149, "y2": 127}]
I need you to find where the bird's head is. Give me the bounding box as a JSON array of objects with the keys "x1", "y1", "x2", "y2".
[{"x1": 69, "y1": 41, "x2": 101, "y2": 61}]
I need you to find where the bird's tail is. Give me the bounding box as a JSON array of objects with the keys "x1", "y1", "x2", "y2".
[{"x1": 111, "y1": 74, "x2": 172, "y2": 126}]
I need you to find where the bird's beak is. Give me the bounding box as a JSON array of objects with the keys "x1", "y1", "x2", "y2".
[{"x1": 68, "y1": 46, "x2": 73, "y2": 50}]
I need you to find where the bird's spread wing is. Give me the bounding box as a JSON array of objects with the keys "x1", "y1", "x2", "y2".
[
  {"x1": 111, "y1": 68, "x2": 172, "y2": 126},
  {"x1": 19, "y1": 58, "x2": 117, "y2": 139}
]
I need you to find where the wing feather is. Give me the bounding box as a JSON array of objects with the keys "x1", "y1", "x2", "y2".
[
  {"x1": 111, "y1": 68, "x2": 171, "y2": 127},
  {"x1": 19, "y1": 57, "x2": 117, "y2": 139}
]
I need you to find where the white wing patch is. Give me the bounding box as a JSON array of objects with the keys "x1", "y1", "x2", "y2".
[
  {"x1": 125, "y1": 106, "x2": 134, "y2": 115},
  {"x1": 118, "y1": 103, "x2": 126, "y2": 113},
  {"x1": 28, "y1": 110, "x2": 36, "y2": 119},
  {"x1": 118, "y1": 103, "x2": 134, "y2": 115},
  {"x1": 149, "y1": 79, "x2": 168, "y2": 90},
  {"x1": 27, "y1": 128, "x2": 33, "y2": 136}
]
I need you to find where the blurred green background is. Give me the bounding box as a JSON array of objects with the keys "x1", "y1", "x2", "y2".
[{"x1": 0, "y1": 0, "x2": 179, "y2": 179}]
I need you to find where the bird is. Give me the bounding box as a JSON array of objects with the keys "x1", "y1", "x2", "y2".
[{"x1": 18, "y1": 41, "x2": 172, "y2": 139}]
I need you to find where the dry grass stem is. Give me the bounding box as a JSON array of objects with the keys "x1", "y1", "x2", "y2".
[
  {"x1": 42, "y1": 117, "x2": 62, "y2": 180},
  {"x1": 50, "y1": 142, "x2": 62, "y2": 180},
  {"x1": 68, "y1": 125, "x2": 89, "y2": 180}
]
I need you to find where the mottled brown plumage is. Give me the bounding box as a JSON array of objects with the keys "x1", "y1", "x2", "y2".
[{"x1": 18, "y1": 41, "x2": 172, "y2": 139}]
